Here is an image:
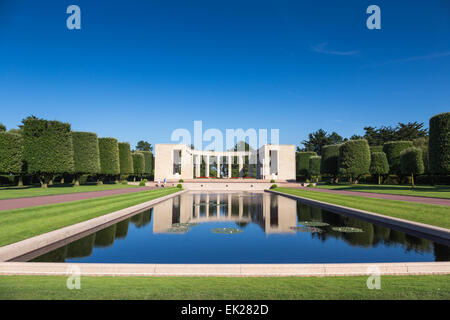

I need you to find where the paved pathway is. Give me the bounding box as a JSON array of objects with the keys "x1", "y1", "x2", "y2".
[
  {"x1": 278, "y1": 184, "x2": 450, "y2": 206},
  {"x1": 0, "y1": 187, "x2": 157, "y2": 211}
]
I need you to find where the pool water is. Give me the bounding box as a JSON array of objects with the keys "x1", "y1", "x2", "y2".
[{"x1": 31, "y1": 192, "x2": 450, "y2": 263}]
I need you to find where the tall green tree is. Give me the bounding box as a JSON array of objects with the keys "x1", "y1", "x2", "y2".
[
  {"x1": 72, "y1": 132, "x2": 100, "y2": 186},
  {"x1": 308, "y1": 156, "x2": 321, "y2": 182},
  {"x1": 22, "y1": 118, "x2": 74, "y2": 188},
  {"x1": 296, "y1": 151, "x2": 316, "y2": 178},
  {"x1": 338, "y1": 139, "x2": 370, "y2": 183},
  {"x1": 135, "y1": 140, "x2": 152, "y2": 152},
  {"x1": 300, "y1": 129, "x2": 344, "y2": 155},
  {"x1": 118, "y1": 142, "x2": 134, "y2": 177},
  {"x1": 428, "y1": 112, "x2": 450, "y2": 175},
  {"x1": 401, "y1": 147, "x2": 424, "y2": 187},
  {"x1": 383, "y1": 141, "x2": 413, "y2": 174},
  {"x1": 98, "y1": 138, "x2": 120, "y2": 183},
  {"x1": 137, "y1": 151, "x2": 153, "y2": 176},
  {"x1": 0, "y1": 132, "x2": 23, "y2": 185},
  {"x1": 132, "y1": 153, "x2": 145, "y2": 180},
  {"x1": 320, "y1": 144, "x2": 340, "y2": 182},
  {"x1": 370, "y1": 152, "x2": 389, "y2": 185},
  {"x1": 0, "y1": 123, "x2": 6, "y2": 132}
]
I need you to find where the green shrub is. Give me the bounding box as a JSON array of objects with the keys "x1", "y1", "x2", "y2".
[
  {"x1": 270, "y1": 179, "x2": 275, "y2": 183},
  {"x1": 139, "y1": 180, "x2": 146, "y2": 186},
  {"x1": 383, "y1": 141, "x2": 413, "y2": 174},
  {"x1": 308, "y1": 156, "x2": 321, "y2": 181},
  {"x1": 177, "y1": 183, "x2": 182, "y2": 188},
  {"x1": 401, "y1": 147, "x2": 424, "y2": 187},
  {"x1": 370, "y1": 152, "x2": 389, "y2": 185},
  {"x1": 338, "y1": 139, "x2": 370, "y2": 183},
  {"x1": 296, "y1": 151, "x2": 316, "y2": 177},
  {"x1": 118, "y1": 142, "x2": 134, "y2": 175},
  {"x1": 429, "y1": 112, "x2": 450, "y2": 174},
  {"x1": 270, "y1": 184, "x2": 277, "y2": 189},
  {"x1": 121, "y1": 180, "x2": 128, "y2": 185},
  {"x1": 132, "y1": 153, "x2": 145, "y2": 177},
  {"x1": 321, "y1": 145, "x2": 340, "y2": 178},
  {"x1": 22, "y1": 118, "x2": 74, "y2": 187},
  {"x1": 72, "y1": 131, "x2": 100, "y2": 186},
  {"x1": 137, "y1": 151, "x2": 153, "y2": 176},
  {"x1": 98, "y1": 138, "x2": 120, "y2": 177},
  {"x1": 370, "y1": 145, "x2": 383, "y2": 153},
  {"x1": 0, "y1": 132, "x2": 23, "y2": 175},
  {"x1": 179, "y1": 179, "x2": 184, "y2": 183}
]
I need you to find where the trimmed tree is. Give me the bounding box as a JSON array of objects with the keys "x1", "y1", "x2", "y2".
[
  {"x1": 429, "y1": 112, "x2": 450, "y2": 175},
  {"x1": 22, "y1": 118, "x2": 74, "y2": 188},
  {"x1": 321, "y1": 144, "x2": 340, "y2": 182},
  {"x1": 98, "y1": 138, "x2": 120, "y2": 183},
  {"x1": 401, "y1": 147, "x2": 424, "y2": 187},
  {"x1": 296, "y1": 151, "x2": 316, "y2": 178},
  {"x1": 0, "y1": 132, "x2": 23, "y2": 186},
  {"x1": 137, "y1": 151, "x2": 153, "y2": 177},
  {"x1": 308, "y1": 156, "x2": 321, "y2": 182},
  {"x1": 132, "y1": 153, "x2": 145, "y2": 180},
  {"x1": 370, "y1": 152, "x2": 389, "y2": 185},
  {"x1": 72, "y1": 132, "x2": 100, "y2": 186},
  {"x1": 383, "y1": 141, "x2": 413, "y2": 174},
  {"x1": 338, "y1": 139, "x2": 370, "y2": 183},
  {"x1": 370, "y1": 145, "x2": 383, "y2": 153},
  {"x1": 118, "y1": 142, "x2": 134, "y2": 179}
]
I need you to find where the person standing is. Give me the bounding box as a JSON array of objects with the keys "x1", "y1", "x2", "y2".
[{"x1": 163, "y1": 177, "x2": 166, "y2": 187}]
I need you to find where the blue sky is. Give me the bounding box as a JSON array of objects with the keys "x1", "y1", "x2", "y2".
[{"x1": 1, "y1": 0, "x2": 449, "y2": 149}]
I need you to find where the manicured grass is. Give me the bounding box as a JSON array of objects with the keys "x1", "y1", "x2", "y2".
[
  {"x1": 0, "y1": 275, "x2": 448, "y2": 300},
  {"x1": 274, "y1": 187, "x2": 450, "y2": 229},
  {"x1": 0, "y1": 183, "x2": 140, "y2": 200},
  {"x1": 314, "y1": 184, "x2": 450, "y2": 199},
  {"x1": 0, "y1": 188, "x2": 179, "y2": 247}
]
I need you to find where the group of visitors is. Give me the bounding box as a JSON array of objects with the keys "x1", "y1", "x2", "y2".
[{"x1": 156, "y1": 178, "x2": 166, "y2": 187}]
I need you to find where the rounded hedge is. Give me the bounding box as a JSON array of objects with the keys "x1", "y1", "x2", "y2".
[
  {"x1": 401, "y1": 147, "x2": 424, "y2": 176},
  {"x1": 98, "y1": 138, "x2": 120, "y2": 175},
  {"x1": 296, "y1": 151, "x2": 316, "y2": 176},
  {"x1": 132, "y1": 152, "x2": 145, "y2": 175},
  {"x1": 308, "y1": 156, "x2": 321, "y2": 177},
  {"x1": 0, "y1": 132, "x2": 23, "y2": 174},
  {"x1": 429, "y1": 112, "x2": 450, "y2": 174},
  {"x1": 22, "y1": 118, "x2": 74, "y2": 176},
  {"x1": 383, "y1": 141, "x2": 413, "y2": 174},
  {"x1": 137, "y1": 151, "x2": 153, "y2": 175},
  {"x1": 320, "y1": 145, "x2": 340, "y2": 176},
  {"x1": 370, "y1": 152, "x2": 389, "y2": 175},
  {"x1": 370, "y1": 145, "x2": 383, "y2": 153},
  {"x1": 72, "y1": 131, "x2": 100, "y2": 174},
  {"x1": 118, "y1": 142, "x2": 134, "y2": 175},
  {"x1": 338, "y1": 139, "x2": 370, "y2": 179}
]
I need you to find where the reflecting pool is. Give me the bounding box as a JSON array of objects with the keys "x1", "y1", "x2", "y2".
[{"x1": 31, "y1": 192, "x2": 450, "y2": 263}]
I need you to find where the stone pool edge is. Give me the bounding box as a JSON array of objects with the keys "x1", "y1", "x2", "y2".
[
  {"x1": 267, "y1": 189, "x2": 450, "y2": 243},
  {"x1": 0, "y1": 262, "x2": 449, "y2": 277},
  {"x1": 0, "y1": 189, "x2": 188, "y2": 262}
]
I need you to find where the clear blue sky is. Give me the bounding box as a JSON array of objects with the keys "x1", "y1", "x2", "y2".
[{"x1": 1, "y1": 0, "x2": 449, "y2": 149}]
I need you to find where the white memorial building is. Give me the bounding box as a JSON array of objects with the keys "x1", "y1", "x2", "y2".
[{"x1": 154, "y1": 144, "x2": 295, "y2": 181}]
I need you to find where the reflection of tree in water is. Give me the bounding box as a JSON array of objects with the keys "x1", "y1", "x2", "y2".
[
  {"x1": 130, "y1": 209, "x2": 153, "y2": 228},
  {"x1": 67, "y1": 233, "x2": 96, "y2": 258},
  {"x1": 94, "y1": 224, "x2": 117, "y2": 248},
  {"x1": 297, "y1": 202, "x2": 436, "y2": 254},
  {"x1": 31, "y1": 245, "x2": 68, "y2": 262},
  {"x1": 131, "y1": 212, "x2": 143, "y2": 226},
  {"x1": 235, "y1": 222, "x2": 249, "y2": 228},
  {"x1": 434, "y1": 243, "x2": 450, "y2": 261},
  {"x1": 115, "y1": 218, "x2": 130, "y2": 239}
]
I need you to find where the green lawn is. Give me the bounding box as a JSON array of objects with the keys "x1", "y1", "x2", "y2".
[
  {"x1": 314, "y1": 184, "x2": 450, "y2": 199},
  {"x1": 274, "y1": 187, "x2": 450, "y2": 229},
  {"x1": 0, "y1": 187, "x2": 179, "y2": 247},
  {"x1": 0, "y1": 183, "x2": 141, "y2": 200},
  {"x1": 0, "y1": 275, "x2": 448, "y2": 299}
]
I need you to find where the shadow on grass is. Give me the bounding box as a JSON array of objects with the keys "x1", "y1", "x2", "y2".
[
  {"x1": 324, "y1": 184, "x2": 450, "y2": 193},
  {"x1": 0, "y1": 183, "x2": 118, "y2": 191}
]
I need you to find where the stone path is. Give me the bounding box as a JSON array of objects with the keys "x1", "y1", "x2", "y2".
[
  {"x1": 278, "y1": 184, "x2": 450, "y2": 206},
  {"x1": 0, "y1": 187, "x2": 157, "y2": 211}
]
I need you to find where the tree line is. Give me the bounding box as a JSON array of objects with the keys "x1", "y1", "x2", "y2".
[
  {"x1": 0, "y1": 117, "x2": 154, "y2": 187},
  {"x1": 296, "y1": 113, "x2": 449, "y2": 186}
]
